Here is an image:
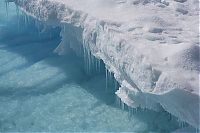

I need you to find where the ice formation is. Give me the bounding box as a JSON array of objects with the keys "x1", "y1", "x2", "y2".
[{"x1": 12, "y1": 0, "x2": 199, "y2": 129}]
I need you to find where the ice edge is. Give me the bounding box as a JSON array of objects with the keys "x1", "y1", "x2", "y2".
[{"x1": 14, "y1": 0, "x2": 199, "y2": 129}]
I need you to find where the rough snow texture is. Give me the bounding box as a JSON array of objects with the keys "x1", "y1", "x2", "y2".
[{"x1": 15, "y1": 0, "x2": 199, "y2": 128}]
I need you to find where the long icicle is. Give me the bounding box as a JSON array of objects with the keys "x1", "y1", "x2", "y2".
[
  {"x1": 98, "y1": 59, "x2": 101, "y2": 73},
  {"x1": 5, "y1": 1, "x2": 8, "y2": 18},
  {"x1": 16, "y1": 5, "x2": 20, "y2": 31},
  {"x1": 105, "y1": 68, "x2": 108, "y2": 91}
]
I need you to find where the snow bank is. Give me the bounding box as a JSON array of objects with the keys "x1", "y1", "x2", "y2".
[{"x1": 14, "y1": 0, "x2": 199, "y2": 128}]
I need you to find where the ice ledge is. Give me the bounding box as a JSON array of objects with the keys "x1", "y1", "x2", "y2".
[{"x1": 14, "y1": 0, "x2": 199, "y2": 128}]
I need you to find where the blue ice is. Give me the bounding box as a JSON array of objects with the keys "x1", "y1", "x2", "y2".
[{"x1": 0, "y1": 1, "x2": 187, "y2": 132}]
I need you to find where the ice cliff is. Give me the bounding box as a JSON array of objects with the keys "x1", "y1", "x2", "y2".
[{"x1": 13, "y1": 0, "x2": 199, "y2": 129}]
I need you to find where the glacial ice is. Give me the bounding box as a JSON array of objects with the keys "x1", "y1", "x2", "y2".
[
  {"x1": 0, "y1": 4, "x2": 185, "y2": 132},
  {"x1": 1, "y1": 0, "x2": 199, "y2": 131}
]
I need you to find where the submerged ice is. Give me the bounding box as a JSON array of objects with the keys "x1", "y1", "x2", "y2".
[{"x1": 0, "y1": 0, "x2": 199, "y2": 132}]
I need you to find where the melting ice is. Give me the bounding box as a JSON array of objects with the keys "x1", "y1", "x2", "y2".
[{"x1": 0, "y1": 1, "x2": 196, "y2": 132}]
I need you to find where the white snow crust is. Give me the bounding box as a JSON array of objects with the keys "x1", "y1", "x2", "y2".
[{"x1": 14, "y1": 0, "x2": 199, "y2": 128}]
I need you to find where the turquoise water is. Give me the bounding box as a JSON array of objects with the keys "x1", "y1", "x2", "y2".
[{"x1": 0, "y1": 1, "x2": 184, "y2": 132}]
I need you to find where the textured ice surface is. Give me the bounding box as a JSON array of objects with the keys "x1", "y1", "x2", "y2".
[
  {"x1": 1, "y1": 0, "x2": 200, "y2": 131},
  {"x1": 0, "y1": 2, "x2": 185, "y2": 132},
  {"x1": 13, "y1": 0, "x2": 199, "y2": 129}
]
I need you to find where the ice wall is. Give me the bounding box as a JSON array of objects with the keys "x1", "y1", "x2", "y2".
[{"x1": 13, "y1": 0, "x2": 199, "y2": 129}]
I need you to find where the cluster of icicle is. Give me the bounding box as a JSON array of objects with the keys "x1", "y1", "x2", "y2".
[{"x1": 8, "y1": 0, "x2": 200, "y2": 131}]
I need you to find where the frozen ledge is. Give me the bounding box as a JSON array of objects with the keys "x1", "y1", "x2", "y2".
[{"x1": 14, "y1": 0, "x2": 199, "y2": 128}]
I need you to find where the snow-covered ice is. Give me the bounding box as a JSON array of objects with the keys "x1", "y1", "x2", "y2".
[
  {"x1": 2, "y1": 0, "x2": 200, "y2": 131},
  {"x1": 0, "y1": 3, "x2": 184, "y2": 132}
]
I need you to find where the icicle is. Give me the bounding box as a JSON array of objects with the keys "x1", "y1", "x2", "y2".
[
  {"x1": 111, "y1": 73, "x2": 114, "y2": 86},
  {"x1": 35, "y1": 20, "x2": 41, "y2": 38},
  {"x1": 95, "y1": 57, "x2": 97, "y2": 72},
  {"x1": 83, "y1": 43, "x2": 91, "y2": 75},
  {"x1": 63, "y1": 24, "x2": 66, "y2": 33},
  {"x1": 90, "y1": 53, "x2": 93, "y2": 73},
  {"x1": 96, "y1": 59, "x2": 100, "y2": 73},
  {"x1": 111, "y1": 73, "x2": 115, "y2": 88},
  {"x1": 121, "y1": 100, "x2": 125, "y2": 110},
  {"x1": 16, "y1": 5, "x2": 20, "y2": 31},
  {"x1": 83, "y1": 45, "x2": 86, "y2": 73},
  {"x1": 24, "y1": 13, "x2": 28, "y2": 27},
  {"x1": 108, "y1": 70, "x2": 110, "y2": 87},
  {"x1": 105, "y1": 68, "x2": 108, "y2": 90},
  {"x1": 27, "y1": 15, "x2": 30, "y2": 25},
  {"x1": 87, "y1": 48, "x2": 91, "y2": 74},
  {"x1": 16, "y1": 4, "x2": 19, "y2": 16},
  {"x1": 128, "y1": 107, "x2": 132, "y2": 117},
  {"x1": 23, "y1": 12, "x2": 27, "y2": 27},
  {"x1": 93, "y1": 55, "x2": 95, "y2": 73},
  {"x1": 5, "y1": 1, "x2": 9, "y2": 17},
  {"x1": 115, "y1": 95, "x2": 121, "y2": 107},
  {"x1": 89, "y1": 51, "x2": 94, "y2": 74},
  {"x1": 84, "y1": 45, "x2": 88, "y2": 73},
  {"x1": 98, "y1": 59, "x2": 101, "y2": 73}
]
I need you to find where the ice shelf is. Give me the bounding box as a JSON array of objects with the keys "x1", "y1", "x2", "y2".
[{"x1": 13, "y1": 0, "x2": 199, "y2": 129}]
